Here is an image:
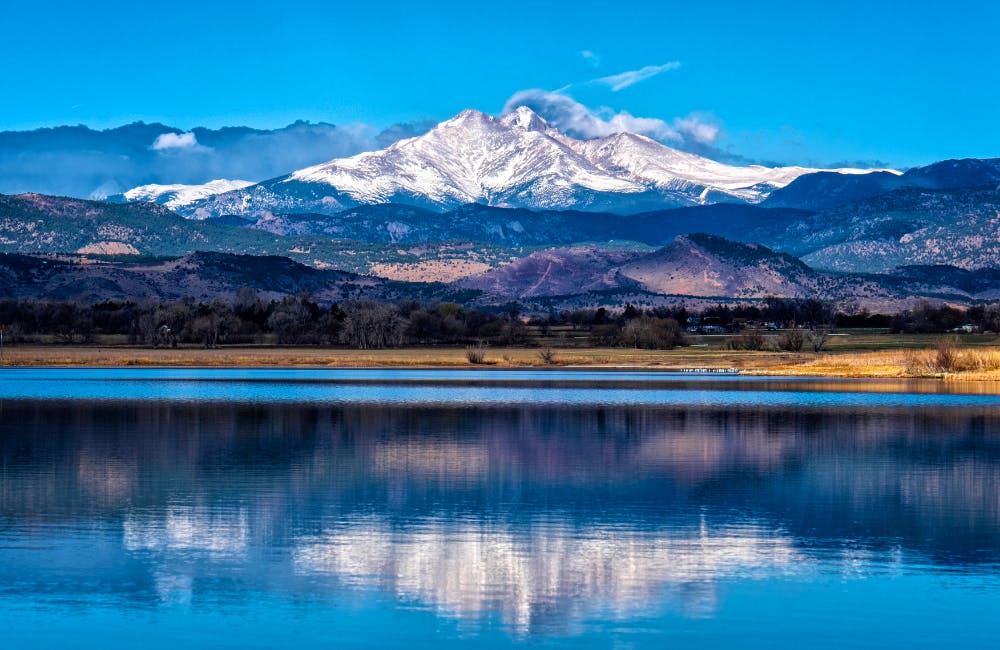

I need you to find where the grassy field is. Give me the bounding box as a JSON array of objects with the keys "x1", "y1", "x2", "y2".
[
  {"x1": 0, "y1": 344, "x2": 796, "y2": 370},
  {"x1": 4, "y1": 331, "x2": 1000, "y2": 382}
]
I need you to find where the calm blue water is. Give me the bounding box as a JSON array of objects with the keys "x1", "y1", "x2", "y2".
[{"x1": 1, "y1": 369, "x2": 998, "y2": 648}]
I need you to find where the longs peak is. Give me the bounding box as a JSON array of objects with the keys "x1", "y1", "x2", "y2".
[{"x1": 134, "y1": 107, "x2": 892, "y2": 218}]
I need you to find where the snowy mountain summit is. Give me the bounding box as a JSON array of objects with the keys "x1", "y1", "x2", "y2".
[
  {"x1": 117, "y1": 179, "x2": 253, "y2": 211},
  {"x1": 144, "y1": 107, "x2": 893, "y2": 218}
]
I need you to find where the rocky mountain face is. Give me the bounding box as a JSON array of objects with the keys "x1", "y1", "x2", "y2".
[
  {"x1": 173, "y1": 107, "x2": 884, "y2": 218},
  {"x1": 461, "y1": 235, "x2": 826, "y2": 300},
  {"x1": 0, "y1": 193, "x2": 210, "y2": 256},
  {"x1": 219, "y1": 202, "x2": 814, "y2": 247},
  {"x1": 459, "y1": 234, "x2": 1000, "y2": 309},
  {"x1": 617, "y1": 234, "x2": 820, "y2": 298},
  {"x1": 0, "y1": 193, "x2": 528, "y2": 279},
  {"x1": 754, "y1": 186, "x2": 1000, "y2": 273},
  {"x1": 0, "y1": 251, "x2": 451, "y2": 304},
  {"x1": 457, "y1": 246, "x2": 646, "y2": 298}
]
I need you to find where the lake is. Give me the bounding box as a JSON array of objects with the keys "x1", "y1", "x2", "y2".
[{"x1": 1, "y1": 368, "x2": 998, "y2": 648}]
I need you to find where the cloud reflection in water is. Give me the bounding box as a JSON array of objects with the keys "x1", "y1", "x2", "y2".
[{"x1": 293, "y1": 516, "x2": 801, "y2": 632}]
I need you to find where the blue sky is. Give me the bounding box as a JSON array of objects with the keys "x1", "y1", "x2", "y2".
[{"x1": 4, "y1": 0, "x2": 998, "y2": 167}]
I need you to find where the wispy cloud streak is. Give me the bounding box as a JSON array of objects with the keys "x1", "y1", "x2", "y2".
[
  {"x1": 578, "y1": 50, "x2": 601, "y2": 68},
  {"x1": 592, "y1": 61, "x2": 681, "y2": 91}
]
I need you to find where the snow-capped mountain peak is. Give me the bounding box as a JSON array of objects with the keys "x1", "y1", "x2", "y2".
[
  {"x1": 284, "y1": 107, "x2": 642, "y2": 210},
  {"x1": 144, "y1": 108, "x2": 895, "y2": 218},
  {"x1": 500, "y1": 106, "x2": 550, "y2": 132}
]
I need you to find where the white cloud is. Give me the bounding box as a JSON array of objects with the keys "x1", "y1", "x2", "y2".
[
  {"x1": 502, "y1": 89, "x2": 720, "y2": 148},
  {"x1": 151, "y1": 132, "x2": 204, "y2": 151},
  {"x1": 578, "y1": 50, "x2": 601, "y2": 68},
  {"x1": 503, "y1": 89, "x2": 668, "y2": 140},
  {"x1": 593, "y1": 61, "x2": 681, "y2": 92},
  {"x1": 673, "y1": 114, "x2": 720, "y2": 145}
]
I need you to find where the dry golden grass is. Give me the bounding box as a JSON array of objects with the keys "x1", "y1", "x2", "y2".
[
  {"x1": 756, "y1": 346, "x2": 1000, "y2": 381},
  {"x1": 368, "y1": 260, "x2": 492, "y2": 283},
  {"x1": 4, "y1": 343, "x2": 1000, "y2": 386},
  {"x1": 0, "y1": 345, "x2": 799, "y2": 370}
]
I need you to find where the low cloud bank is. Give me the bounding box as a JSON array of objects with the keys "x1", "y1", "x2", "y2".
[{"x1": 0, "y1": 120, "x2": 433, "y2": 199}]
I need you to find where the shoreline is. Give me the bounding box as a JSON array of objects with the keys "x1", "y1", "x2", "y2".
[{"x1": 3, "y1": 344, "x2": 1000, "y2": 384}]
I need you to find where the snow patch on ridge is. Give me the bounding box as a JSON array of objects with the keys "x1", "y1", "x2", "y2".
[{"x1": 123, "y1": 179, "x2": 255, "y2": 211}]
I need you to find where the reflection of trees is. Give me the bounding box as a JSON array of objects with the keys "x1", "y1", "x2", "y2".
[{"x1": 2, "y1": 401, "x2": 999, "y2": 566}]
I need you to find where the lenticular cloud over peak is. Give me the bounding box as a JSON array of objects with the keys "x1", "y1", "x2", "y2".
[{"x1": 501, "y1": 89, "x2": 720, "y2": 150}]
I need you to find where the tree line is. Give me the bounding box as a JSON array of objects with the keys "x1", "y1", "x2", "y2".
[
  {"x1": 0, "y1": 291, "x2": 686, "y2": 349},
  {"x1": 0, "y1": 293, "x2": 994, "y2": 350}
]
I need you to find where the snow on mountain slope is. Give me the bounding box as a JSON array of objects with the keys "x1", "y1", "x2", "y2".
[
  {"x1": 174, "y1": 107, "x2": 892, "y2": 217},
  {"x1": 122, "y1": 179, "x2": 253, "y2": 210},
  {"x1": 569, "y1": 131, "x2": 897, "y2": 203},
  {"x1": 286, "y1": 108, "x2": 644, "y2": 208}
]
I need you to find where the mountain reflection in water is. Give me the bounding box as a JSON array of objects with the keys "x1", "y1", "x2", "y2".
[{"x1": 1, "y1": 395, "x2": 999, "y2": 645}]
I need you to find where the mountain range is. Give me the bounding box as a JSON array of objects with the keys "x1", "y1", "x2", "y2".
[
  {"x1": 138, "y1": 107, "x2": 892, "y2": 218},
  {"x1": 3, "y1": 106, "x2": 1000, "y2": 312},
  {"x1": 5, "y1": 234, "x2": 1000, "y2": 312},
  {"x1": 764, "y1": 158, "x2": 1000, "y2": 211}
]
